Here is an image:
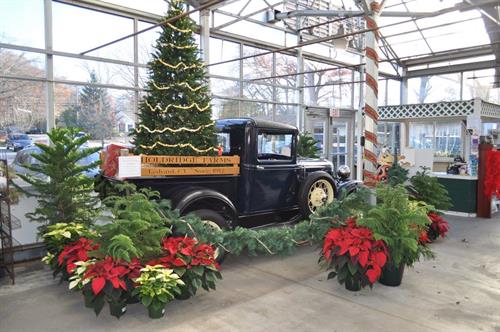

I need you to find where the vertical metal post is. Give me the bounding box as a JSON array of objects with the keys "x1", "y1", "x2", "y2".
[
  {"x1": 295, "y1": 9, "x2": 305, "y2": 132},
  {"x1": 459, "y1": 71, "x2": 464, "y2": 100},
  {"x1": 44, "y1": 0, "x2": 55, "y2": 131},
  {"x1": 400, "y1": 67, "x2": 408, "y2": 104},
  {"x1": 133, "y1": 18, "x2": 139, "y2": 125},
  {"x1": 239, "y1": 43, "x2": 243, "y2": 117},
  {"x1": 200, "y1": 9, "x2": 210, "y2": 67},
  {"x1": 272, "y1": 52, "x2": 277, "y2": 121},
  {"x1": 356, "y1": 64, "x2": 365, "y2": 181}
]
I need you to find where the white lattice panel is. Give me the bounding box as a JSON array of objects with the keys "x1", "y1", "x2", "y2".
[
  {"x1": 481, "y1": 101, "x2": 500, "y2": 119},
  {"x1": 379, "y1": 100, "x2": 474, "y2": 120}
]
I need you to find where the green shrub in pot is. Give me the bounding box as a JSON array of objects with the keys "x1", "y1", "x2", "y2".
[{"x1": 358, "y1": 184, "x2": 433, "y2": 285}]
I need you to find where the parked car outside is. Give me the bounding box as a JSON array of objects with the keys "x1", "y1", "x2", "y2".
[
  {"x1": 25, "y1": 127, "x2": 43, "y2": 134},
  {"x1": 0, "y1": 130, "x2": 7, "y2": 145},
  {"x1": 13, "y1": 146, "x2": 101, "y2": 179},
  {"x1": 6, "y1": 133, "x2": 32, "y2": 151}
]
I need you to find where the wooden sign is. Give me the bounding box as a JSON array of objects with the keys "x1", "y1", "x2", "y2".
[
  {"x1": 142, "y1": 155, "x2": 239, "y2": 165},
  {"x1": 142, "y1": 166, "x2": 239, "y2": 176},
  {"x1": 137, "y1": 154, "x2": 240, "y2": 177}
]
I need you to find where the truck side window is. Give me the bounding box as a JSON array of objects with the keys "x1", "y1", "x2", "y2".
[
  {"x1": 216, "y1": 132, "x2": 231, "y2": 154},
  {"x1": 257, "y1": 133, "x2": 293, "y2": 160}
]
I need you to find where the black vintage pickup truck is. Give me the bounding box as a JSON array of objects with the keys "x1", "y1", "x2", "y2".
[{"x1": 120, "y1": 118, "x2": 361, "y2": 231}]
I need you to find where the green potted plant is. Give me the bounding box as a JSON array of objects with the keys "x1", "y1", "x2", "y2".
[
  {"x1": 358, "y1": 184, "x2": 433, "y2": 286},
  {"x1": 132, "y1": 265, "x2": 184, "y2": 319}
]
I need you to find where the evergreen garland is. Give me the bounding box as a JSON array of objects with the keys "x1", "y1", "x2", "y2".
[
  {"x1": 161, "y1": 188, "x2": 371, "y2": 256},
  {"x1": 16, "y1": 128, "x2": 100, "y2": 233},
  {"x1": 132, "y1": 0, "x2": 215, "y2": 155}
]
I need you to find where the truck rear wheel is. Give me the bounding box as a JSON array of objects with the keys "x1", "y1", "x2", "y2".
[
  {"x1": 191, "y1": 209, "x2": 229, "y2": 263},
  {"x1": 298, "y1": 173, "x2": 335, "y2": 217}
]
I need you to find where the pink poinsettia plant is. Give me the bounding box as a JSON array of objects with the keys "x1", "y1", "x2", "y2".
[{"x1": 321, "y1": 217, "x2": 388, "y2": 290}]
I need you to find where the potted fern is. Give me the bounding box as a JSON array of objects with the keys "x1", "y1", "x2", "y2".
[{"x1": 358, "y1": 184, "x2": 433, "y2": 286}]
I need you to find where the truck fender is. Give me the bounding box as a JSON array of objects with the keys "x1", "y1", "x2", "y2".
[
  {"x1": 173, "y1": 188, "x2": 237, "y2": 226},
  {"x1": 336, "y1": 180, "x2": 363, "y2": 197}
]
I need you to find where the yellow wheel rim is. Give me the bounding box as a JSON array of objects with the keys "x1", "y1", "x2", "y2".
[{"x1": 307, "y1": 179, "x2": 334, "y2": 213}]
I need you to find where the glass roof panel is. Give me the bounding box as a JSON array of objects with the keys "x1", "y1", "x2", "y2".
[
  {"x1": 378, "y1": 0, "x2": 493, "y2": 65},
  {"x1": 390, "y1": 39, "x2": 432, "y2": 58},
  {"x1": 417, "y1": 10, "x2": 481, "y2": 29}
]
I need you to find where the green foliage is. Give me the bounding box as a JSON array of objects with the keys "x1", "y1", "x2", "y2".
[
  {"x1": 161, "y1": 187, "x2": 371, "y2": 257},
  {"x1": 297, "y1": 132, "x2": 321, "y2": 158},
  {"x1": 132, "y1": 265, "x2": 184, "y2": 318},
  {"x1": 78, "y1": 72, "x2": 115, "y2": 142},
  {"x1": 57, "y1": 105, "x2": 80, "y2": 129},
  {"x1": 132, "y1": 1, "x2": 215, "y2": 156},
  {"x1": 358, "y1": 184, "x2": 433, "y2": 267},
  {"x1": 96, "y1": 184, "x2": 170, "y2": 261},
  {"x1": 16, "y1": 128, "x2": 100, "y2": 233},
  {"x1": 409, "y1": 167, "x2": 452, "y2": 210},
  {"x1": 0, "y1": 162, "x2": 21, "y2": 205},
  {"x1": 387, "y1": 163, "x2": 409, "y2": 186},
  {"x1": 43, "y1": 222, "x2": 94, "y2": 253}
]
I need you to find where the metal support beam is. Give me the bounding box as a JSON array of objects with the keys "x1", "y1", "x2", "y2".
[
  {"x1": 44, "y1": 0, "x2": 55, "y2": 132},
  {"x1": 200, "y1": 9, "x2": 211, "y2": 66},
  {"x1": 275, "y1": 9, "x2": 439, "y2": 20},
  {"x1": 405, "y1": 60, "x2": 498, "y2": 78},
  {"x1": 133, "y1": 18, "x2": 139, "y2": 122},
  {"x1": 296, "y1": 11, "x2": 305, "y2": 132}
]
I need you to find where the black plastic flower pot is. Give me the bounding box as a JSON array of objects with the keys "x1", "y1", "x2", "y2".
[
  {"x1": 379, "y1": 262, "x2": 405, "y2": 287},
  {"x1": 148, "y1": 306, "x2": 166, "y2": 319},
  {"x1": 109, "y1": 301, "x2": 127, "y2": 319},
  {"x1": 344, "y1": 277, "x2": 362, "y2": 292},
  {"x1": 175, "y1": 286, "x2": 192, "y2": 300}
]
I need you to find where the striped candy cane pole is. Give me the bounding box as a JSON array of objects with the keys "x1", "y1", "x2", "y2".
[{"x1": 363, "y1": 1, "x2": 381, "y2": 187}]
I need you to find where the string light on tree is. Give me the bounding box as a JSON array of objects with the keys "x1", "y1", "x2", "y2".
[
  {"x1": 145, "y1": 100, "x2": 210, "y2": 113},
  {"x1": 135, "y1": 122, "x2": 215, "y2": 134},
  {"x1": 152, "y1": 81, "x2": 203, "y2": 92}
]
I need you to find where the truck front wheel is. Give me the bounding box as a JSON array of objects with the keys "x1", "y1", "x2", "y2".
[
  {"x1": 299, "y1": 173, "x2": 335, "y2": 217},
  {"x1": 192, "y1": 209, "x2": 229, "y2": 263}
]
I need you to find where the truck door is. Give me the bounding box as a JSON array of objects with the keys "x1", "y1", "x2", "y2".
[{"x1": 247, "y1": 130, "x2": 300, "y2": 213}]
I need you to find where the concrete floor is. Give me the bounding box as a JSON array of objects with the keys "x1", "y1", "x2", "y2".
[{"x1": 1, "y1": 214, "x2": 500, "y2": 332}]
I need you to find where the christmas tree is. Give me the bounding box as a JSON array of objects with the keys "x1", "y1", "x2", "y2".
[{"x1": 132, "y1": 0, "x2": 215, "y2": 156}]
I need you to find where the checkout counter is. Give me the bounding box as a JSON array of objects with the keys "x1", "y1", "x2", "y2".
[{"x1": 432, "y1": 172, "x2": 478, "y2": 214}]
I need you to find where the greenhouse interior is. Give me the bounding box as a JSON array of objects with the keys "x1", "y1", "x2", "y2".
[{"x1": 1, "y1": 0, "x2": 500, "y2": 331}]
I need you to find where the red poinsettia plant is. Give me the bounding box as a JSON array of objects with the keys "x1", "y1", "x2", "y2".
[
  {"x1": 147, "y1": 236, "x2": 221, "y2": 298},
  {"x1": 57, "y1": 237, "x2": 99, "y2": 275},
  {"x1": 321, "y1": 218, "x2": 388, "y2": 290},
  {"x1": 427, "y1": 212, "x2": 449, "y2": 241}
]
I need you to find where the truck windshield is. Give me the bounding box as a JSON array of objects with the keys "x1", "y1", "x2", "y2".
[{"x1": 257, "y1": 133, "x2": 293, "y2": 160}]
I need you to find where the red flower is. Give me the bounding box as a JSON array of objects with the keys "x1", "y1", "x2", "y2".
[
  {"x1": 58, "y1": 238, "x2": 98, "y2": 273},
  {"x1": 419, "y1": 230, "x2": 431, "y2": 244},
  {"x1": 428, "y1": 212, "x2": 449, "y2": 238},
  {"x1": 322, "y1": 218, "x2": 388, "y2": 285},
  {"x1": 83, "y1": 257, "x2": 141, "y2": 295},
  {"x1": 153, "y1": 236, "x2": 218, "y2": 270}
]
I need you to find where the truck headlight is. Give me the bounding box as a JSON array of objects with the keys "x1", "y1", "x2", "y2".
[{"x1": 337, "y1": 165, "x2": 351, "y2": 179}]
